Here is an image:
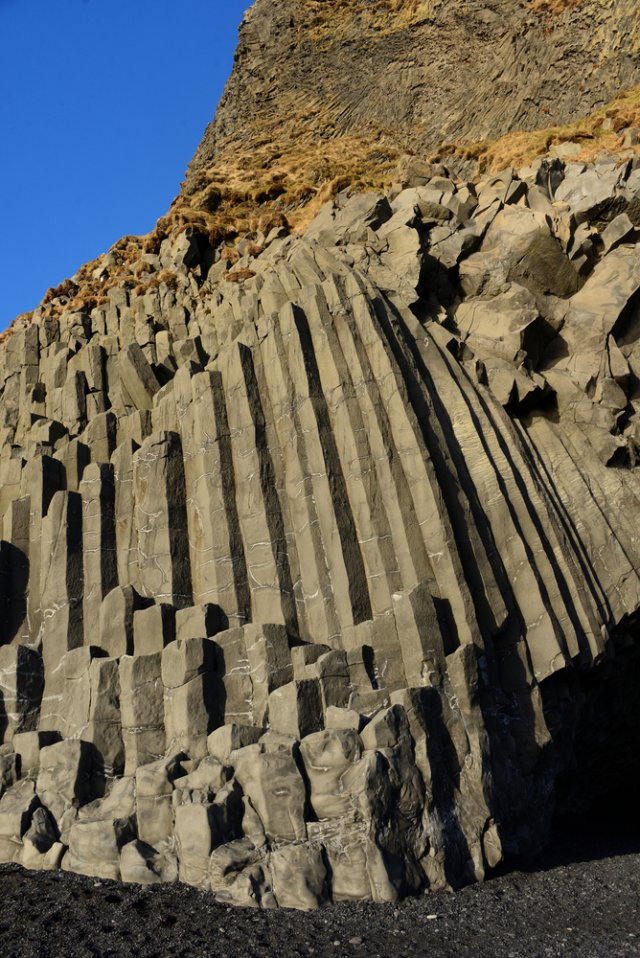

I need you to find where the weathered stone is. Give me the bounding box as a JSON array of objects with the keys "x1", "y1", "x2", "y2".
[
  {"x1": 602, "y1": 212, "x2": 635, "y2": 253},
  {"x1": 312, "y1": 649, "x2": 351, "y2": 710},
  {"x1": 300, "y1": 729, "x2": 363, "y2": 820},
  {"x1": 219, "y1": 342, "x2": 297, "y2": 631},
  {"x1": 175, "y1": 603, "x2": 226, "y2": 642},
  {"x1": 267, "y1": 680, "x2": 323, "y2": 739},
  {"x1": 164, "y1": 673, "x2": 221, "y2": 760},
  {"x1": 207, "y1": 723, "x2": 263, "y2": 764},
  {"x1": 119, "y1": 652, "x2": 164, "y2": 774},
  {"x1": 118, "y1": 343, "x2": 161, "y2": 411},
  {"x1": 80, "y1": 463, "x2": 117, "y2": 634},
  {"x1": 20, "y1": 805, "x2": 65, "y2": 871},
  {"x1": 83, "y1": 656, "x2": 124, "y2": 776},
  {"x1": 111, "y1": 439, "x2": 140, "y2": 590},
  {"x1": 269, "y1": 844, "x2": 328, "y2": 910},
  {"x1": 178, "y1": 370, "x2": 250, "y2": 627},
  {"x1": 1, "y1": 497, "x2": 30, "y2": 644},
  {"x1": 64, "y1": 777, "x2": 136, "y2": 880},
  {"x1": 161, "y1": 637, "x2": 217, "y2": 689},
  {"x1": 133, "y1": 603, "x2": 176, "y2": 655},
  {"x1": 12, "y1": 731, "x2": 59, "y2": 779},
  {"x1": 173, "y1": 755, "x2": 230, "y2": 798},
  {"x1": 209, "y1": 838, "x2": 275, "y2": 907},
  {"x1": 54, "y1": 646, "x2": 94, "y2": 740},
  {"x1": 133, "y1": 431, "x2": 192, "y2": 607},
  {"x1": 360, "y1": 704, "x2": 411, "y2": 751},
  {"x1": 83, "y1": 411, "x2": 117, "y2": 464},
  {"x1": 233, "y1": 747, "x2": 307, "y2": 843},
  {"x1": 244, "y1": 623, "x2": 293, "y2": 725},
  {"x1": 0, "y1": 750, "x2": 18, "y2": 797},
  {"x1": 36, "y1": 740, "x2": 94, "y2": 825},
  {"x1": 0, "y1": 779, "x2": 38, "y2": 863},
  {"x1": 291, "y1": 644, "x2": 331, "y2": 681},
  {"x1": 0, "y1": 645, "x2": 43, "y2": 743},
  {"x1": 324, "y1": 705, "x2": 363, "y2": 731},
  {"x1": 211, "y1": 627, "x2": 254, "y2": 725},
  {"x1": 392, "y1": 584, "x2": 445, "y2": 685},
  {"x1": 318, "y1": 826, "x2": 398, "y2": 903},
  {"x1": 173, "y1": 802, "x2": 216, "y2": 888},
  {"x1": 39, "y1": 490, "x2": 83, "y2": 729},
  {"x1": 120, "y1": 839, "x2": 177, "y2": 885},
  {"x1": 135, "y1": 756, "x2": 182, "y2": 848},
  {"x1": 99, "y1": 585, "x2": 152, "y2": 658}
]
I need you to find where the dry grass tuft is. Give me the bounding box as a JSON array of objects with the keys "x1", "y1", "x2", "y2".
[
  {"x1": 529, "y1": 0, "x2": 583, "y2": 15},
  {"x1": 223, "y1": 268, "x2": 257, "y2": 283},
  {"x1": 175, "y1": 89, "x2": 400, "y2": 239},
  {"x1": 26, "y1": 108, "x2": 398, "y2": 325},
  {"x1": 303, "y1": 0, "x2": 439, "y2": 41},
  {"x1": 431, "y1": 84, "x2": 640, "y2": 173}
]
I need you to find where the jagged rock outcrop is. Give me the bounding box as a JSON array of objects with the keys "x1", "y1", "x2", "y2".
[{"x1": 2, "y1": 148, "x2": 640, "y2": 905}]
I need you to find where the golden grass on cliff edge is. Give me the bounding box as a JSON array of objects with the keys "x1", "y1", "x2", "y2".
[
  {"x1": 5, "y1": 82, "x2": 639, "y2": 337},
  {"x1": 431, "y1": 85, "x2": 640, "y2": 172}
]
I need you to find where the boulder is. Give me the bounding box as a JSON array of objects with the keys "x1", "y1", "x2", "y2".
[
  {"x1": 269, "y1": 844, "x2": 328, "y2": 910},
  {"x1": 0, "y1": 780, "x2": 38, "y2": 863},
  {"x1": 63, "y1": 777, "x2": 136, "y2": 880},
  {"x1": 120, "y1": 839, "x2": 177, "y2": 885},
  {"x1": 209, "y1": 837, "x2": 275, "y2": 908},
  {"x1": 232, "y1": 747, "x2": 307, "y2": 843},
  {"x1": 135, "y1": 755, "x2": 182, "y2": 848},
  {"x1": 36, "y1": 740, "x2": 94, "y2": 826},
  {"x1": 267, "y1": 680, "x2": 323, "y2": 739}
]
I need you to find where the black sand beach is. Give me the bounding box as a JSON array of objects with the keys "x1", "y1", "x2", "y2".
[{"x1": 1, "y1": 823, "x2": 639, "y2": 958}]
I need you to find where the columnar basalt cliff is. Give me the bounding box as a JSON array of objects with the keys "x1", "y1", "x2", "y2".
[{"x1": 2, "y1": 0, "x2": 640, "y2": 909}]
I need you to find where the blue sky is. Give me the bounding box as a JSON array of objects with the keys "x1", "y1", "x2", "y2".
[{"x1": 0, "y1": 0, "x2": 250, "y2": 329}]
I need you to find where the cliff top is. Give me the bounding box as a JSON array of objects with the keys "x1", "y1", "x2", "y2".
[{"x1": 4, "y1": 0, "x2": 640, "y2": 335}]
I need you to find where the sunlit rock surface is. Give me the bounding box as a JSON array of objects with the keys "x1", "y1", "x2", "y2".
[{"x1": 2, "y1": 151, "x2": 640, "y2": 905}]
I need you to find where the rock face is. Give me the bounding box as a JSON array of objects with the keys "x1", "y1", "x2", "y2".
[
  {"x1": 187, "y1": 0, "x2": 640, "y2": 193},
  {"x1": 3, "y1": 0, "x2": 640, "y2": 911},
  {"x1": 3, "y1": 150, "x2": 640, "y2": 905}
]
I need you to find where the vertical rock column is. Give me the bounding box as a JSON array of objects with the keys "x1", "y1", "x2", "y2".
[
  {"x1": 219, "y1": 343, "x2": 298, "y2": 633},
  {"x1": 112, "y1": 440, "x2": 141, "y2": 593},
  {"x1": 297, "y1": 285, "x2": 401, "y2": 617},
  {"x1": 0, "y1": 645, "x2": 43, "y2": 745},
  {"x1": 13, "y1": 325, "x2": 40, "y2": 446},
  {"x1": 1, "y1": 497, "x2": 31, "y2": 645},
  {"x1": 20, "y1": 456, "x2": 65, "y2": 647},
  {"x1": 343, "y1": 273, "x2": 485, "y2": 650},
  {"x1": 259, "y1": 318, "x2": 342, "y2": 647},
  {"x1": 81, "y1": 463, "x2": 117, "y2": 637},
  {"x1": 39, "y1": 490, "x2": 84, "y2": 732},
  {"x1": 420, "y1": 328, "x2": 588, "y2": 677},
  {"x1": 119, "y1": 652, "x2": 164, "y2": 774},
  {"x1": 133, "y1": 431, "x2": 192, "y2": 607},
  {"x1": 179, "y1": 370, "x2": 250, "y2": 627}
]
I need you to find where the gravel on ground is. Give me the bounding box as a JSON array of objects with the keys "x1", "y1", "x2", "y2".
[{"x1": 1, "y1": 825, "x2": 639, "y2": 958}]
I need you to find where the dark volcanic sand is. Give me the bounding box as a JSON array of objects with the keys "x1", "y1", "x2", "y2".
[{"x1": 1, "y1": 827, "x2": 639, "y2": 958}]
